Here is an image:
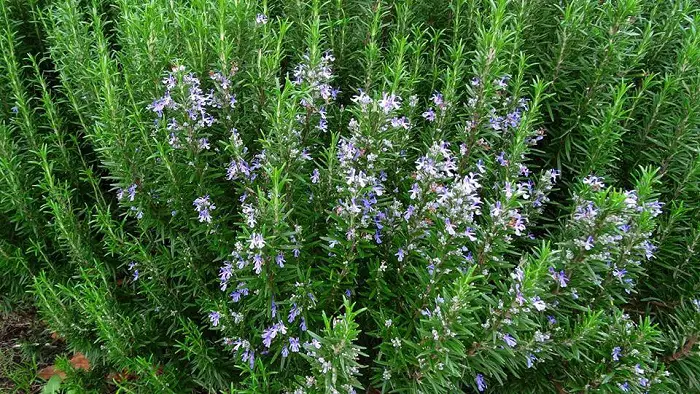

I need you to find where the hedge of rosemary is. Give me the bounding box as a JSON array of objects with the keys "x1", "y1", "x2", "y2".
[{"x1": 1, "y1": 0, "x2": 698, "y2": 393}]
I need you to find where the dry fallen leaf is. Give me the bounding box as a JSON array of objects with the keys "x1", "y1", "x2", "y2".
[
  {"x1": 69, "y1": 352, "x2": 90, "y2": 371},
  {"x1": 37, "y1": 365, "x2": 66, "y2": 380},
  {"x1": 38, "y1": 352, "x2": 90, "y2": 381}
]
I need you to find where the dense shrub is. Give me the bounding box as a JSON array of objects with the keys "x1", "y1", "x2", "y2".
[{"x1": 1, "y1": 0, "x2": 698, "y2": 392}]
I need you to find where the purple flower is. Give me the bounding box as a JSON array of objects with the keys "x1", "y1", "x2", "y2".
[
  {"x1": 289, "y1": 337, "x2": 300, "y2": 352},
  {"x1": 475, "y1": 374, "x2": 487, "y2": 392},
  {"x1": 508, "y1": 211, "x2": 526, "y2": 236},
  {"x1": 431, "y1": 92, "x2": 444, "y2": 108},
  {"x1": 288, "y1": 303, "x2": 301, "y2": 323},
  {"x1": 618, "y1": 382, "x2": 630, "y2": 392},
  {"x1": 230, "y1": 283, "x2": 249, "y2": 302},
  {"x1": 642, "y1": 240, "x2": 656, "y2": 259},
  {"x1": 276, "y1": 253, "x2": 285, "y2": 268},
  {"x1": 496, "y1": 151, "x2": 508, "y2": 166},
  {"x1": 390, "y1": 116, "x2": 410, "y2": 129},
  {"x1": 489, "y1": 115, "x2": 503, "y2": 131},
  {"x1": 422, "y1": 108, "x2": 436, "y2": 121},
  {"x1": 404, "y1": 205, "x2": 415, "y2": 221},
  {"x1": 242, "y1": 204, "x2": 256, "y2": 227},
  {"x1": 427, "y1": 263, "x2": 435, "y2": 276},
  {"x1": 531, "y1": 296, "x2": 546, "y2": 311},
  {"x1": 549, "y1": 169, "x2": 561, "y2": 182},
  {"x1": 219, "y1": 262, "x2": 233, "y2": 290},
  {"x1": 464, "y1": 227, "x2": 477, "y2": 241},
  {"x1": 506, "y1": 110, "x2": 521, "y2": 128},
  {"x1": 127, "y1": 184, "x2": 138, "y2": 201},
  {"x1": 198, "y1": 138, "x2": 210, "y2": 150},
  {"x1": 262, "y1": 325, "x2": 278, "y2": 348},
  {"x1": 395, "y1": 248, "x2": 405, "y2": 262},
  {"x1": 230, "y1": 290, "x2": 242, "y2": 302},
  {"x1": 612, "y1": 268, "x2": 627, "y2": 279},
  {"x1": 583, "y1": 235, "x2": 595, "y2": 251},
  {"x1": 193, "y1": 195, "x2": 216, "y2": 223},
  {"x1": 476, "y1": 159, "x2": 486, "y2": 173},
  {"x1": 444, "y1": 217, "x2": 456, "y2": 236},
  {"x1": 209, "y1": 311, "x2": 221, "y2": 327},
  {"x1": 526, "y1": 354, "x2": 537, "y2": 368},
  {"x1": 249, "y1": 233, "x2": 265, "y2": 249},
  {"x1": 378, "y1": 92, "x2": 401, "y2": 114},
  {"x1": 253, "y1": 254, "x2": 264, "y2": 274},
  {"x1": 256, "y1": 13, "x2": 268, "y2": 24},
  {"x1": 319, "y1": 85, "x2": 332, "y2": 100},
  {"x1": 210, "y1": 71, "x2": 230, "y2": 89},
  {"x1": 351, "y1": 89, "x2": 372, "y2": 107},
  {"x1": 514, "y1": 267, "x2": 524, "y2": 282},
  {"x1": 645, "y1": 201, "x2": 664, "y2": 217},
  {"x1": 410, "y1": 183, "x2": 420, "y2": 200},
  {"x1": 495, "y1": 75, "x2": 509, "y2": 88},
  {"x1": 281, "y1": 345, "x2": 289, "y2": 358},
  {"x1": 491, "y1": 201, "x2": 503, "y2": 217},
  {"x1": 226, "y1": 160, "x2": 240, "y2": 180},
  {"x1": 11, "y1": 106, "x2": 19, "y2": 114},
  {"x1": 549, "y1": 268, "x2": 569, "y2": 288},
  {"x1": 612, "y1": 346, "x2": 622, "y2": 361},
  {"x1": 574, "y1": 202, "x2": 598, "y2": 221},
  {"x1": 317, "y1": 117, "x2": 328, "y2": 132},
  {"x1": 242, "y1": 349, "x2": 255, "y2": 369},
  {"x1": 583, "y1": 175, "x2": 605, "y2": 190},
  {"x1": 311, "y1": 168, "x2": 320, "y2": 184},
  {"x1": 148, "y1": 95, "x2": 171, "y2": 118},
  {"x1": 300, "y1": 317, "x2": 307, "y2": 331},
  {"x1": 519, "y1": 164, "x2": 530, "y2": 177},
  {"x1": 502, "y1": 333, "x2": 517, "y2": 348},
  {"x1": 128, "y1": 261, "x2": 139, "y2": 281}
]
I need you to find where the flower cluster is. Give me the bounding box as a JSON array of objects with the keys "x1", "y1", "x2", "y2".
[
  {"x1": 149, "y1": 65, "x2": 239, "y2": 154},
  {"x1": 193, "y1": 195, "x2": 216, "y2": 223},
  {"x1": 293, "y1": 50, "x2": 339, "y2": 134},
  {"x1": 552, "y1": 176, "x2": 663, "y2": 298}
]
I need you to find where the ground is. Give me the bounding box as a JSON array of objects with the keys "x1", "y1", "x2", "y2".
[{"x1": 0, "y1": 306, "x2": 65, "y2": 394}]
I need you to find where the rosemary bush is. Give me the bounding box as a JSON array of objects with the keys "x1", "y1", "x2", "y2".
[{"x1": 1, "y1": 0, "x2": 698, "y2": 393}]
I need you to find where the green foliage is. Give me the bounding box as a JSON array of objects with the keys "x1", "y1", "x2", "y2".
[{"x1": 1, "y1": 0, "x2": 698, "y2": 392}]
